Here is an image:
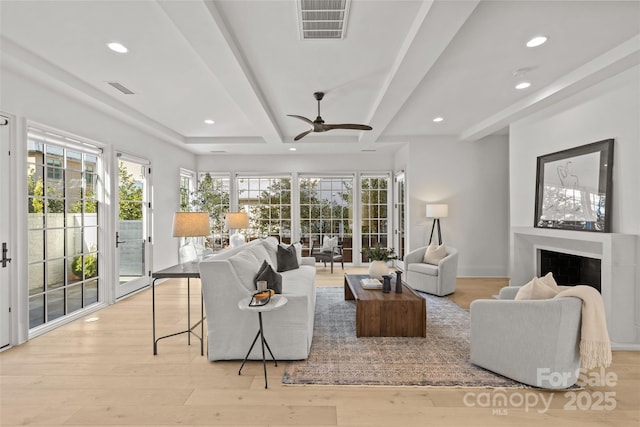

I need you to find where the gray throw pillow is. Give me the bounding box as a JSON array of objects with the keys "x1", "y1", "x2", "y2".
[
  {"x1": 254, "y1": 260, "x2": 282, "y2": 294},
  {"x1": 277, "y1": 244, "x2": 299, "y2": 272}
]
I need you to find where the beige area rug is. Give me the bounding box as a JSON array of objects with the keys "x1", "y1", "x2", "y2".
[{"x1": 282, "y1": 287, "x2": 525, "y2": 388}]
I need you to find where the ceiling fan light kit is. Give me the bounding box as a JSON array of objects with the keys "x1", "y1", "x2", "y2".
[{"x1": 288, "y1": 91, "x2": 372, "y2": 141}]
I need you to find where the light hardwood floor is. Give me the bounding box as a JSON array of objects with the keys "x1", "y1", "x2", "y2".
[{"x1": 1, "y1": 267, "x2": 638, "y2": 426}]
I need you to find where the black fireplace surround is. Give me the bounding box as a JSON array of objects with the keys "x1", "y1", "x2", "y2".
[{"x1": 539, "y1": 249, "x2": 601, "y2": 292}]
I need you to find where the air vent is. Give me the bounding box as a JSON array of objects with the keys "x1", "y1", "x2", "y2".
[
  {"x1": 298, "y1": 0, "x2": 350, "y2": 40},
  {"x1": 107, "y1": 81, "x2": 135, "y2": 95}
]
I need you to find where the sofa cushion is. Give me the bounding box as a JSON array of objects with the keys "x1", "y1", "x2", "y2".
[
  {"x1": 228, "y1": 250, "x2": 261, "y2": 292},
  {"x1": 277, "y1": 244, "x2": 299, "y2": 272},
  {"x1": 254, "y1": 260, "x2": 282, "y2": 294},
  {"x1": 280, "y1": 264, "x2": 316, "y2": 295},
  {"x1": 260, "y1": 237, "x2": 279, "y2": 267},
  {"x1": 408, "y1": 262, "x2": 439, "y2": 277},
  {"x1": 423, "y1": 242, "x2": 447, "y2": 265},
  {"x1": 247, "y1": 243, "x2": 273, "y2": 268},
  {"x1": 515, "y1": 274, "x2": 560, "y2": 300}
]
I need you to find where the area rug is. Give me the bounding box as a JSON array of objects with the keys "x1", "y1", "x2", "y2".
[{"x1": 282, "y1": 287, "x2": 524, "y2": 388}]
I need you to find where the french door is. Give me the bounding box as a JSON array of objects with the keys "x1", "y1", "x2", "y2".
[
  {"x1": 0, "y1": 114, "x2": 12, "y2": 348},
  {"x1": 394, "y1": 171, "x2": 406, "y2": 270},
  {"x1": 115, "y1": 153, "x2": 151, "y2": 298}
]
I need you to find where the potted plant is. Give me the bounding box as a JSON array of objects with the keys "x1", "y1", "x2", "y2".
[{"x1": 362, "y1": 243, "x2": 397, "y2": 279}]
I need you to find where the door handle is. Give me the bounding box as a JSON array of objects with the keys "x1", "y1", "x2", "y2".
[
  {"x1": 1, "y1": 242, "x2": 11, "y2": 268},
  {"x1": 116, "y1": 232, "x2": 127, "y2": 248}
]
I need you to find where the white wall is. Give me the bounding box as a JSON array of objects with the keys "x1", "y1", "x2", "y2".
[
  {"x1": 509, "y1": 66, "x2": 640, "y2": 343},
  {"x1": 395, "y1": 135, "x2": 510, "y2": 277},
  {"x1": 1, "y1": 68, "x2": 197, "y2": 284},
  {"x1": 509, "y1": 66, "x2": 640, "y2": 234}
]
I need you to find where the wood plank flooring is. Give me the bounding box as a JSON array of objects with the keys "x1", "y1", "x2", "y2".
[{"x1": 1, "y1": 267, "x2": 638, "y2": 426}]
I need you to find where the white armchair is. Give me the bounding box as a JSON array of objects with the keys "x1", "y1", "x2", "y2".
[{"x1": 404, "y1": 246, "x2": 458, "y2": 296}]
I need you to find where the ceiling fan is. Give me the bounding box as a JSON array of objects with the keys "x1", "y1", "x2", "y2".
[{"x1": 288, "y1": 92, "x2": 373, "y2": 141}]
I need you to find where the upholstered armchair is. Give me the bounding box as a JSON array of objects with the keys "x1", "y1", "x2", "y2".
[
  {"x1": 469, "y1": 287, "x2": 582, "y2": 389},
  {"x1": 309, "y1": 237, "x2": 344, "y2": 273},
  {"x1": 404, "y1": 246, "x2": 458, "y2": 296}
]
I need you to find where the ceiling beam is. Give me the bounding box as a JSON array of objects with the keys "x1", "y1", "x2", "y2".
[
  {"x1": 158, "y1": 0, "x2": 283, "y2": 145},
  {"x1": 460, "y1": 34, "x2": 640, "y2": 141},
  {"x1": 359, "y1": 0, "x2": 480, "y2": 144}
]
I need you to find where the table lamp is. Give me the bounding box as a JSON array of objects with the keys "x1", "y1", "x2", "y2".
[
  {"x1": 172, "y1": 212, "x2": 210, "y2": 265},
  {"x1": 225, "y1": 212, "x2": 249, "y2": 247},
  {"x1": 426, "y1": 204, "x2": 448, "y2": 245}
]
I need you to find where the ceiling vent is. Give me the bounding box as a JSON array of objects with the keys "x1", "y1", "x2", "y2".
[
  {"x1": 298, "y1": 0, "x2": 351, "y2": 40},
  {"x1": 107, "y1": 81, "x2": 135, "y2": 95}
]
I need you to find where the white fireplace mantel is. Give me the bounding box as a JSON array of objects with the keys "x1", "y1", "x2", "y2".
[{"x1": 511, "y1": 227, "x2": 639, "y2": 348}]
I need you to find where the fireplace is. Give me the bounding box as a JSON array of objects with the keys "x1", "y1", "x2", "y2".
[
  {"x1": 538, "y1": 249, "x2": 601, "y2": 292},
  {"x1": 512, "y1": 226, "x2": 638, "y2": 347}
]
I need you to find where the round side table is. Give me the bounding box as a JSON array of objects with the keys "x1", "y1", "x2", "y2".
[{"x1": 237, "y1": 294, "x2": 288, "y2": 389}]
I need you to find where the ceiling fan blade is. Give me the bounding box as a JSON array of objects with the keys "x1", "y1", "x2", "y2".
[
  {"x1": 293, "y1": 129, "x2": 313, "y2": 141},
  {"x1": 287, "y1": 114, "x2": 314, "y2": 125},
  {"x1": 323, "y1": 124, "x2": 373, "y2": 131}
]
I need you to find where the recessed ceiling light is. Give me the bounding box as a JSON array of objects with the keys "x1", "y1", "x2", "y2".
[
  {"x1": 204, "y1": 119, "x2": 215, "y2": 124},
  {"x1": 289, "y1": 147, "x2": 297, "y2": 151},
  {"x1": 433, "y1": 117, "x2": 444, "y2": 123},
  {"x1": 107, "y1": 42, "x2": 128, "y2": 53},
  {"x1": 515, "y1": 82, "x2": 531, "y2": 90},
  {"x1": 526, "y1": 36, "x2": 548, "y2": 48}
]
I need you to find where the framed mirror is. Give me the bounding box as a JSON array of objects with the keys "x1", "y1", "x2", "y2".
[{"x1": 534, "y1": 139, "x2": 614, "y2": 232}]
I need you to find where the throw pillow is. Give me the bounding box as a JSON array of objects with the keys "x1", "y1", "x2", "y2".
[
  {"x1": 423, "y1": 242, "x2": 446, "y2": 265},
  {"x1": 254, "y1": 260, "x2": 282, "y2": 294},
  {"x1": 322, "y1": 236, "x2": 338, "y2": 252},
  {"x1": 514, "y1": 276, "x2": 560, "y2": 300},
  {"x1": 227, "y1": 250, "x2": 261, "y2": 292},
  {"x1": 277, "y1": 243, "x2": 299, "y2": 272}
]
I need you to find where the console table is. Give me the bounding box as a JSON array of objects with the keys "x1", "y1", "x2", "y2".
[{"x1": 152, "y1": 261, "x2": 204, "y2": 356}]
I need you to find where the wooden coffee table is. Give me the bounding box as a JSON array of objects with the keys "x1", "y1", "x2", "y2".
[{"x1": 344, "y1": 274, "x2": 426, "y2": 337}]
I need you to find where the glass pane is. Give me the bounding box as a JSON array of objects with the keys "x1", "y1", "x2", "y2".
[
  {"x1": 28, "y1": 198, "x2": 46, "y2": 219},
  {"x1": 46, "y1": 259, "x2": 65, "y2": 290},
  {"x1": 28, "y1": 230, "x2": 45, "y2": 262},
  {"x1": 47, "y1": 289, "x2": 65, "y2": 322},
  {"x1": 46, "y1": 229, "x2": 65, "y2": 259},
  {"x1": 27, "y1": 164, "x2": 44, "y2": 197},
  {"x1": 29, "y1": 295, "x2": 45, "y2": 328},
  {"x1": 66, "y1": 149, "x2": 82, "y2": 170},
  {"x1": 28, "y1": 263, "x2": 45, "y2": 295},
  {"x1": 45, "y1": 169, "x2": 65, "y2": 198},
  {"x1": 85, "y1": 201, "x2": 98, "y2": 220},
  {"x1": 85, "y1": 279, "x2": 98, "y2": 306},
  {"x1": 67, "y1": 284, "x2": 83, "y2": 314}
]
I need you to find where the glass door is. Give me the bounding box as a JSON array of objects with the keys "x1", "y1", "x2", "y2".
[
  {"x1": 0, "y1": 115, "x2": 11, "y2": 348},
  {"x1": 394, "y1": 171, "x2": 406, "y2": 270},
  {"x1": 115, "y1": 154, "x2": 151, "y2": 298}
]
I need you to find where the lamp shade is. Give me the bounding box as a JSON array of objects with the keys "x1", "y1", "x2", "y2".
[
  {"x1": 172, "y1": 212, "x2": 210, "y2": 237},
  {"x1": 225, "y1": 212, "x2": 249, "y2": 229},
  {"x1": 426, "y1": 204, "x2": 449, "y2": 218}
]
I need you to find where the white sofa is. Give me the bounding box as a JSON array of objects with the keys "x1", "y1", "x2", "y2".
[{"x1": 198, "y1": 237, "x2": 316, "y2": 361}]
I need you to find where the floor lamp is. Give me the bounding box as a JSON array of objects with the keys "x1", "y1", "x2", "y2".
[
  {"x1": 426, "y1": 204, "x2": 448, "y2": 245},
  {"x1": 172, "y1": 212, "x2": 211, "y2": 265},
  {"x1": 225, "y1": 212, "x2": 249, "y2": 247}
]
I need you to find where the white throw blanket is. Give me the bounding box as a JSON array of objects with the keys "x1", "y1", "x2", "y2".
[{"x1": 555, "y1": 285, "x2": 612, "y2": 369}]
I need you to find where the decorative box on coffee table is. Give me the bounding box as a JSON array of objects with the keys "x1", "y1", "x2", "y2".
[{"x1": 344, "y1": 274, "x2": 426, "y2": 337}]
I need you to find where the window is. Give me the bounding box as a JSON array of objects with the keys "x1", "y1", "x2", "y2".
[
  {"x1": 237, "y1": 176, "x2": 292, "y2": 243},
  {"x1": 27, "y1": 127, "x2": 101, "y2": 329},
  {"x1": 360, "y1": 174, "x2": 390, "y2": 262},
  {"x1": 193, "y1": 173, "x2": 230, "y2": 249},
  {"x1": 179, "y1": 169, "x2": 195, "y2": 212},
  {"x1": 299, "y1": 176, "x2": 353, "y2": 261}
]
